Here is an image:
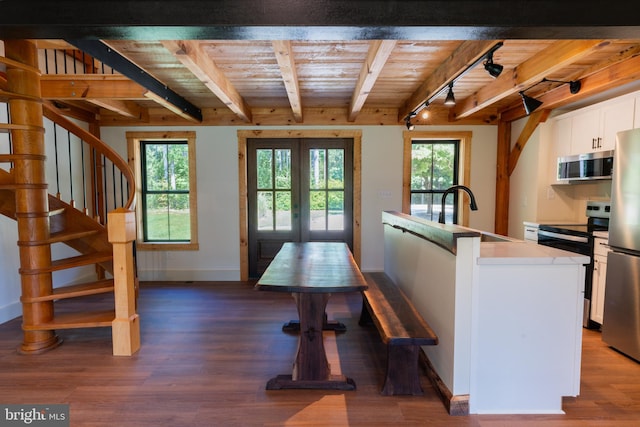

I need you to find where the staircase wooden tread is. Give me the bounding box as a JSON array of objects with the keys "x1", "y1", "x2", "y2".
[
  {"x1": 19, "y1": 251, "x2": 113, "y2": 274},
  {"x1": 22, "y1": 279, "x2": 114, "y2": 303},
  {"x1": 22, "y1": 310, "x2": 115, "y2": 330},
  {"x1": 48, "y1": 229, "x2": 101, "y2": 244}
]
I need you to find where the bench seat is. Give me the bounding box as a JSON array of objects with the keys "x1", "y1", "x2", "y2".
[{"x1": 360, "y1": 271, "x2": 438, "y2": 395}]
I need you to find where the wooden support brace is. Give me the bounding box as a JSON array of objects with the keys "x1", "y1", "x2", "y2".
[{"x1": 108, "y1": 208, "x2": 140, "y2": 356}]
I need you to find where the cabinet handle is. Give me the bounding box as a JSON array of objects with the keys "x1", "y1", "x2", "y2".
[
  {"x1": 598, "y1": 137, "x2": 602, "y2": 148},
  {"x1": 592, "y1": 138, "x2": 596, "y2": 149}
]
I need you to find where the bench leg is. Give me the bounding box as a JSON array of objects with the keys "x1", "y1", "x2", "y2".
[
  {"x1": 382, "y1": 345, "x2": 424, "y2": 396},
  {"x1": 358, "y1": 297, "x2": 373, "y2": 326}
]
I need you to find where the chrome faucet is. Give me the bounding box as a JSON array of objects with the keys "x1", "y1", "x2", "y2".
[{"x1": 438, "y1": 185, "x2": 478, "y2": 224}]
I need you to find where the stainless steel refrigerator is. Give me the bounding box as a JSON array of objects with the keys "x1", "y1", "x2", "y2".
[{"x1": 602, "y1": 128, "x2": 640, "y2": 362}]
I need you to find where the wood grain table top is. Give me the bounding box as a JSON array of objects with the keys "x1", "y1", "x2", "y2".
[{"x1": 255, "y1": 242, "x2": 368, "y2": 293}]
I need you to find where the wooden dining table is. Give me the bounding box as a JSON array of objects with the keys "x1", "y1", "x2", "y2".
[{"x1": 255, "y1": 241, "x2": 368, "y2": 390}]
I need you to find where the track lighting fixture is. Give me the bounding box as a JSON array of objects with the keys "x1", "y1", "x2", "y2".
[
  {"x1": 444, "y1": 83, "x2": 456, "y2": 106},
  {"x1": 519, "y1": 92, "x2": 544, "y2": 115},
  {"x1": 519, "y1": 77, "x2": 582, "y2": 115},
  {"x1": 483, "y1": 52, "x2": 503, "y2": 78},
  {"x1": 403, "y1": 42, "x2": 503, "y2": 124},
  {"x1": 405, "y1": 112, "x2": 416, "y2": 130}
]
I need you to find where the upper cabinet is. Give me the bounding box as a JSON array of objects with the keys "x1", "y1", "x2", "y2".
[{"x1": 569, "y1": 97, "x2": 635, "y2": 155}]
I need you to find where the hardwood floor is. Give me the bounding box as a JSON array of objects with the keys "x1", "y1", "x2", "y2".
[{"x1": 1, "y1": 282, "x2": 639, "y2": 426}]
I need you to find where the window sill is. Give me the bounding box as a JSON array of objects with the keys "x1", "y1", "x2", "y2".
[{"x1": 136, "y1": 242, "x2": 199, "y2": 251}]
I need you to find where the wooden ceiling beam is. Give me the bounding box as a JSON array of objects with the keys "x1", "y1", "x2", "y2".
[
  {"x1": 500, "y1": 52, "x2": 640, "y2": 122},
  {"x1": 399, "y1": 40, "x2": 500, "y2": 122},
  {"x1": 453, "y1": 40, "x2": 607, "y2": 120},
  {"x1": 161, "y1": 40, "x2": 252, "y2": 123},
  {"x1": 272, "y1": 40, "x2": 303, "y2": 123},
  {"x1": 40, "y1": 75, "x2": 148, "y2": 99},
  {"x1": 85, "y1": 99, "x2": 145, "y2": 119},
  {"x1": 349, "y1": 40, "x2": 396, "y2": 122}
]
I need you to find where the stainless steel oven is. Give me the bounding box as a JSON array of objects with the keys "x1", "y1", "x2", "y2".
[{"x1": 537, "y1": 201, "x2": 610, "y2": 329}]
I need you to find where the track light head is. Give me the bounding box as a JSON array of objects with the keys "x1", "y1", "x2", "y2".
[
  {"x1": 483, "y1": 53, "x2": 503, "y2": 78},
  {"x1": 568, "y1": 80, "x2": 581, "y2": 94},
  {"x1": 444, "y1": 83, "x2": 456, "y2": 106},
  {"x1": 405, "y1": 115, "x2": 415, "y2": 130},
  {"x1": 520, "y1": 91, "x2": 544, "y2": 115}
]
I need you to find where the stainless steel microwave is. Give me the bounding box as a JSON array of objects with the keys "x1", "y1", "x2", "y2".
[{"x1": 557, "y1": 150, "x2": 614, "y2": 182}]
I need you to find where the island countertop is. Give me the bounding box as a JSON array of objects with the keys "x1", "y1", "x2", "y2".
[{"x1": 382, "y1": 211, "x2": 589, "y2": 265}]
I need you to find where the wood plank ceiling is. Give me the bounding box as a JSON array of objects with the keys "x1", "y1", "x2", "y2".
[{"x1": 29, "y1": 38, "x2": 640, "y2": 127}]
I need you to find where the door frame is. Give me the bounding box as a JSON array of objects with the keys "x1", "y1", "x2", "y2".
[{"x1": 238, "y1": 129, "x2": 362, "y2": 281}]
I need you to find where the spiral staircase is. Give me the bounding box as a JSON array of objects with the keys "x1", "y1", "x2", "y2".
[{"x1": 0, "y1": 40, "x2": 139, "y2": 355}]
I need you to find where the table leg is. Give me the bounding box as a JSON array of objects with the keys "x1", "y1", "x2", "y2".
[{"x1": 265, "y1": 292, "x2": 356, "y2": 390}]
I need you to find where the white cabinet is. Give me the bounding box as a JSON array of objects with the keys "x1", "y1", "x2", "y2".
[
  {"x1": 549, "y1": 117, "x2": 572, "y2": 184},
  {"x1": 569, "y1": 97, "x2": 635, "y2": 155},
  {"x1": 591, "y1": 236, "x2": 611, "y2": 326}
]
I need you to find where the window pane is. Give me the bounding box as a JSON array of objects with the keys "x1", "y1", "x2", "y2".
[
  {"x1": 274, "y1": 149, "x2": 291, "y2": 189},
  {"x1": 275, "y1": 191, "x2": 292, "y2": 230},
  {"x1": 167, "y1": 193, "x2": 191, "y2": 240},
  {"x1": 309, "y1": 190, "x2": 326, "y2": 230},
  {"x1": 145, "y1": 193, "x2": 168, "y2": 240},
  {"x1": 309, "y1": 149, "x2": 326, "y2": 189},
  {"x1": 257, "y1": 149, "x2": 273, "y2": 189},
  {"x1": 144, "y1": 194, "x2": 190, "y2": 241},
  {"x1": 145, "y1": 144, "x2": 169, "y2": 191},
  {"x1": 169, "y1": 144, "x2": 190, "y2": 191},
  {"x1": 328, "y1": 149, "x2": 344, "y2": 189},
  {"x1": 411, "y1": 143, "x2": 433, "y2": 191},
  {"x1": 411, "y1": 192, "x2": 437, "y2": 221},
  {"x1": 432, "y1": 144, "x2": 456, "y2": 190},
  {"x1": 257, "y1": 191, "x2": 274, "y2": 230},
  {"x1": 328, "y1": 191, "x2": 344, "y2": 230}
]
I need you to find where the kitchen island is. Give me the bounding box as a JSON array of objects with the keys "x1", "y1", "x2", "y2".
[{"x1": 381, "y1": 211, "x2": 589, "y2": 415}]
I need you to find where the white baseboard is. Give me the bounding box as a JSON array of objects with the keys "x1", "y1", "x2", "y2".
[{"x1": 137, "y1": 268, "x2": 241, "y2": 282}]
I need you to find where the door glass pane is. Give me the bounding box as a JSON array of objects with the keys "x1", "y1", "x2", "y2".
[
  {"x1": 257, "y1": 149, "x2": 273, "y2": 189},
  {"x1": 257, "y1": 191, "x2": 274, "y2": 230},
  {"x1": 310, "y1": 190, "x2": 326, "y2": 230},
  {"x1": 309, "y1": 149, "x2": 326, "y2": 189},
  {"x1": 328, "y1": 149, "x2": 344, "y2": 189},
  {"x1": 328, "y1": 191, "x2": 344, "y2": 230},
  {"x1": 275, "y1": 191, "x2": 292, "y2": 230},
  {"x1": 274, "y1": 149, "x2": 291, "y2": 189}
]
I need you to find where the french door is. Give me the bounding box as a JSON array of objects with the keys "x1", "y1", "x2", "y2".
[{"x1": 247, "y1": 138, "x2": 353, "y2": 278}]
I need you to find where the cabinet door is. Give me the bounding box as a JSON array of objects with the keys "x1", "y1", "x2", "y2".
[
  {"x1": 549, "y1": 117, "x2": 572, "y2": 183},
  {"x1": 570, "y1": 108, "x2": 600, "y2": 155},
  {"x1": 600, "y1": 97, "x2": 635, "y2": 151}
]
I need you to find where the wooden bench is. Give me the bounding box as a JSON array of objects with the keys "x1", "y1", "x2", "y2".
[{"x1": 359, "y1": 271, "x2": 438, "y2": 396}]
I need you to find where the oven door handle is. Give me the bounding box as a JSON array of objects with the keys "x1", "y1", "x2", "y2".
[{"x1": 538, "y1": 230, "x2": 589, "y2": 243}]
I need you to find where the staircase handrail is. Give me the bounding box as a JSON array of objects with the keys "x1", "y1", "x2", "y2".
[{"x1": 41, "y1": 100, "x2": 136, "y2": 210}]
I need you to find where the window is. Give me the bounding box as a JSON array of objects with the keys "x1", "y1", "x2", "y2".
[
  {"x1": 403, "y1": 131, "x2": 472, "y2": 226},
  {"x1": 127, "y1": 131, "x2": 198, "y2": 250},
  {"x1": 410, "y1": 140, "x2": 459, "y2": 222}
]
